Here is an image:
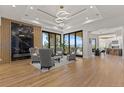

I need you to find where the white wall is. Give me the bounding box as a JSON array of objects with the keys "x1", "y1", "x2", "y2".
[{"x1": 89, "y1": 34, "x2": 99, "y2": 49}]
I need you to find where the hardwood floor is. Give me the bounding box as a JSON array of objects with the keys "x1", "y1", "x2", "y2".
[{"x1": 0, "y1": 55, "x2": 124, "y2": 87}]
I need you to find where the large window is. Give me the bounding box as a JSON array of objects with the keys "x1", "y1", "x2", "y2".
[
  {"x1": 42, "y1": 32, "x2": 49, "y2": 48},
  {"x1": 50, "y1": 33, "x2": 55, "y2": 49},
  {"x1": 64, "y1": 34, "x2": 69, "y2": 54},
  {"x1": 70, "y1": 33, "x2": 75, "y2": 51},
  {"x1": 42, "y1": 31, "x2": 61, "y2": 53},
  {"x1": 56, "y1": 34, "x2": 61, "y2": 48},
  {"x1": 76, "y1": 31, "x2": 83, "y2": 55},
  {"x1": 63, "y1": 31, "x2": 83, "y2": 56}
]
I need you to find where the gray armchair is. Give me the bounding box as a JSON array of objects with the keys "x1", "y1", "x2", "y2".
[
  {"x1": 39, "y1": 49, "x2": 55, "y2": 70},
  {"x1": 67, "y1": 48, "x2": 77, "y2": 61},
  {"x1": 29, "y1": 48, "x2": 40, "y2": 63},
  {"x1": 56, "y1": 48, "x2": 63, "y2": 58},
  {"x1": 50, "y1": 48, "x2": 55, "y2": 57}
]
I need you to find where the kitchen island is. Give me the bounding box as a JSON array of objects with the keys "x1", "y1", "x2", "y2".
[{"x1": 106, "y1": 48, "x2": 122, "y2": 56}]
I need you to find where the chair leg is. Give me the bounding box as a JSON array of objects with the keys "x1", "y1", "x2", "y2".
[
  {"x1": 48, "y1": 67, "x2": 51, "y2": 70},
  {"x1": 58, "y1": 58, "x2": 60, "y2": 63}
]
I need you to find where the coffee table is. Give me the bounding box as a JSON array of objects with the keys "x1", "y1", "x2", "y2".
[{"x1": 53, "y1": 56, "x2": 61, "y2": 63}]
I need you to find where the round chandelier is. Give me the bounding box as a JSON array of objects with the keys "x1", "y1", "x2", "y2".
[{"x1": 55, "y1": 6, "x2": 70, "y2": 28}]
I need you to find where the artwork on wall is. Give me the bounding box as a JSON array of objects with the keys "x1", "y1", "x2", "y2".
[{"x1": 11, "y1": 22, "x2": 33, "y2": 60}]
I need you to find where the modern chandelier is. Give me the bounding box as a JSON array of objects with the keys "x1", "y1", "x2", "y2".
[{"x1": 55, "y1": 5, "x2": 70, "y2": 28}]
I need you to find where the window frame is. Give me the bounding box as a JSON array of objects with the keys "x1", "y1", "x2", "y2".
[
  {"x1": 42, "y1": 31, "x2": 61, "y2": 53},
  {"x1": 63, "y1": 30, "x2": 83, "y2": 56}
]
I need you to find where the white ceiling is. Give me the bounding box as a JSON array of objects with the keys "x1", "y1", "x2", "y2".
[
  {"x1": 90, "y1": 27, "x2": 123, "y2": 35},
  {"x1": 0, "y1": 5, "x2": 124, "y2": 34},
  {"x1": 99, "y1": 34, "x2": 116, "y2": 39},
  {"x1": 82, "y1": 6, "x2": 124, "y2": 34}
]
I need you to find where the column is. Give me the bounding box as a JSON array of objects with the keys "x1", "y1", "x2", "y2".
[
  {"x1": 121, "y1": 27, "x2": 124, "y2": 58},
  {"x1": 83, "y1": 31, "x2": 92, "y2": 58}
]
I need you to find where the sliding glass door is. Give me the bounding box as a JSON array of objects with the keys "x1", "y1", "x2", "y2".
[
  {"x1": 76, "y1": 31, "x2": 83, "y2": 56},
  {"x1": 70, "y1": 33, "x2": 75, "y2": 51},
  {"x1": 63, "y1": 31, "x2": 83, "y2": 56},
  {"x1": 56, "y1": 34, "x2": 61, "y2": 48},
  {"x1": 64, "y1": 34, "x2": 69, "y2": 54},
  {"x1": 42, "y1": 31, "x2": 61, "y2": 53},
  {"x1": 42, "y1": 32, "x2": 49, "y2": 48},
  {"x1": 50, "y1": 33, "x2": 55, "y2": 49}
]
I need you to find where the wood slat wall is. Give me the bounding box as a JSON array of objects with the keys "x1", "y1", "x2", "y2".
[
  {"x1": 33, "y1": 26, "x2": 42, "y2": 48},
  {"x1": 0, "y1": 18, "x2": 11, "y2": 63},
  {"x1": 0, "y1": 18, "x2": 42, "y2": 64}
]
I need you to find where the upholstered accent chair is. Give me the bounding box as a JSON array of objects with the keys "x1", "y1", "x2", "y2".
[
  {"x1": 39, "y1": 49, "x2": 55, "y2": 70},
  {"x1": 29, "y1": 48, "x2": 40, "y2": 63},
  {"x1": 67, "y1": 48, "x2": 77, "y2": 61},
  {"x1": 56, "y1": 48, "x2": 63, "y2": 58},
  {"x1": 50, "y1": 48, "x2": 55, "y2": 57}
]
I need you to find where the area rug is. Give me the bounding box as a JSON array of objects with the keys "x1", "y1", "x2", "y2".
[{"x1": 32, "y1": 56, "x2": 75, "y2": 72}]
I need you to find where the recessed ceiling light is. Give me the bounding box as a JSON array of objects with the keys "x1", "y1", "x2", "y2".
[
  {"x1": 90, "y1": 5, "x2": 93, "y2": 8},
  {"x1": 32, "y1": 20, "x2": 40, "y2": 24},
  {"x1": 66, "y1": 26, "x2": 71, "y2": 29},
  {"x1": 25, "y1": 14, "x2": 28, "y2": 16},
  {"x1": 30, "y1": 6, "x2": 34, "y2": 10},
  {"x1": 36, "y1": 18, "x2": 39, "y2": 20},
  {"x1": 86, "y1": 17, "x2": 89, "y2": 20},
  {"x1": 96, "y1": 13, "x2": 100, "y2": 16},
  {"x1": 12, "y1": 5, "x2": 16, "y2": 7},
  {"x1": 53, "y1": 26, "x2": 58, "y2": 29}
]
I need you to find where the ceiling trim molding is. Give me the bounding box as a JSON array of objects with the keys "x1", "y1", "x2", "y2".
[
  {"x1": 98, "y1": 33, "x2": 116, "y2": 36},
  {"x1": 37, "y1": 8, "x2": 56, "y2": 18},
  {"x1": 69, "y1": 8, "x2": 87, "y2": 18},
  {"x1": 37, "y1": 8, "x2": 87, "y2": 20}
]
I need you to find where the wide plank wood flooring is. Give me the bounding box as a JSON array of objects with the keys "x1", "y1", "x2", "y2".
[{"x1": 0, "y1": 55, "x2": 124, "y2": 87}]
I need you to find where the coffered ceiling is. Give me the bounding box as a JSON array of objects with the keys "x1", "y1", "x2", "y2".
[{"x1": 0, "y1": 5, "x2": 124, "y2": 34}]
